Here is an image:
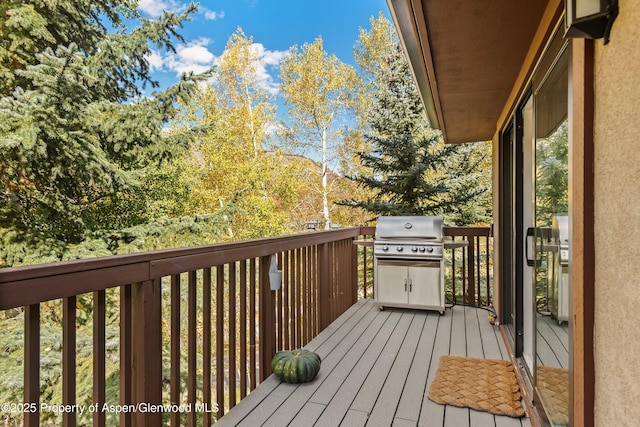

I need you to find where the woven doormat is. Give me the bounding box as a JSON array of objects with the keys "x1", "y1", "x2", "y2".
[
  {"x1": 537, "y1": 366, "x2": 569, "y2": 425},
  {"x1": 428, "y1": 355, "x2": 525, "y2": 418}
]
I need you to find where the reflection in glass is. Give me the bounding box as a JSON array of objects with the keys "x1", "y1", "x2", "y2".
[{"x1": 534, "y1": 49, "x2": 570, "y2": 426}]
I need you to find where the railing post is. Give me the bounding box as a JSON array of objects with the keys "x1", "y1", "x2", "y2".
[
  {"x1": 318, "y1": 243, "x2": 331, "y2": 330},
  {"x1": 259, "y1": 256, "x2": 276, "y2": 380},
  {"x1": 351, "y1": 239, "x2": 358, "y2": 304},
  {"x1": 131, "y1": 279, "x2": 162, "y2": 427},
  {"x1": 467, "y1": 237, "x2": 476, "y2": 306}
]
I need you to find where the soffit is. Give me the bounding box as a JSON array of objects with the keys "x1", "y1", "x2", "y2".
[{"x1": 388, "y1": 0, "x2": 549, "y2": 144}]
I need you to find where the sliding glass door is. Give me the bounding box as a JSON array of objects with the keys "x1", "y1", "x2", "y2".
[
  {"x1": 532, "y1": 43, "x2": 570, "y2": 427},
  {"x1": 501, "y1": 26, "x2": 571, "y2": 426}
]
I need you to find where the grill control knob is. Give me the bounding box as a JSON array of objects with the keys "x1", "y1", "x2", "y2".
[
  {"x1": 426, "y1": 247, "x2": 434, "y2": 253},
  {"x1": 396, "y1": 246, "x2": 404, "y2": 252},
  {"x1": 419, "y1": 247, "x2": 426, "y2": 253},
  {"x1": 411, "y1": 246, "x2": 418, "y2": 252},
  {"x1": 382, "y1": 245, "x2": 389, "y2": 251}
]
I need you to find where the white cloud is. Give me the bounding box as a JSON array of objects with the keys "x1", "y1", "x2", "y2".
[
  {"x1": 147, "y1": 51, "x2": 164, "y2": 72},
  {"x1": 147, "y1": 38, "x2": 215, "y2": 76},
  {"x1": 169, "y1": 39, "x2": 215, "y2": 74},
  {"x1": 203, "y1": 9, "x2": 225, "y2": 20},
  {"x1": 137, "y1": 0, "x2": 183, "y2": 17},
  {"x1": 253, "y1": 44, "x2": 286, "y2": 95}
]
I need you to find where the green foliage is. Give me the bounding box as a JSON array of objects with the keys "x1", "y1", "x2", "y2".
[
  {"x1": 348, "y1": 131, "x2": 459, "y2": 217},
  {"x1": 442, "y1": 141, "x2": 493, "y2": 225},
  {"x1": 536, "y1": 120, "x2": 568, "y2": 226},
  {"x1": 0, "y1": 1, "x2": 208, "y2": 245},
  {"x1": 0, "y1": 212, "x2": 234, "y2": 267}
]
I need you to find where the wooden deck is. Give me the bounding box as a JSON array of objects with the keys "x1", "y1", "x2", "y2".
[
  {"x1": 537, "y1": 314, "x2": 569, "y2": 369},
  {"x1": 215, "y1": 299, "x2": 532, "y2": 427}
]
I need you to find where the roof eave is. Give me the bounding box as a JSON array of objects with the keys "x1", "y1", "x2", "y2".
[{"x1": 386, "y1": 0, "x2": 443, "y2": 136}]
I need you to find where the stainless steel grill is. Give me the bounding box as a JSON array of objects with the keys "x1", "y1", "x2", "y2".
[
  {"x1": 549, "y1": 215, "x2": 569, "y2": 323},
  {"x1": 374, "y1": 216, "x2": 445, "y2": 314}
]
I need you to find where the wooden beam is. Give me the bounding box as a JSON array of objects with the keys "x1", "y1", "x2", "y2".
[{"x1": 570, "y1": 37, "x2": 596, "y2": 427}]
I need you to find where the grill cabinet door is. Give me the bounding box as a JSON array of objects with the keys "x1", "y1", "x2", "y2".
[
  {"x1": 407, "y1": 263, "x2": 441, "y2": 307},
  {"x1": 376, "y1": 263, "x2": 408, "y2": 305}
]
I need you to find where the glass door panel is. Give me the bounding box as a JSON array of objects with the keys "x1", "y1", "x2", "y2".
[{"x1": 534, "y1": 47, "x2": 570, "y2": 427}]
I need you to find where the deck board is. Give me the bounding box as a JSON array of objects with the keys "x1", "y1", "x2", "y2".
[{"x1": 215, "y1": 300, "x2": 532, "y2": 427}]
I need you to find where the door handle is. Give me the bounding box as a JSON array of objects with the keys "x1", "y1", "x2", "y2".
[
  {"x1": 404, "y1": 278, "x2": 407, "y2": 291},
  {"x1": 525, "y1": 227, "x2": 535, "y2": 267},
  {"x1": 408, "y1": 278, "x2": 412, "y2": 292}
]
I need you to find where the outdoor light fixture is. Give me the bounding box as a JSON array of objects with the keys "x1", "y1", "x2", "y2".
[{"x1": 565, "y1": 0, "x2": 618, "y2": 44}]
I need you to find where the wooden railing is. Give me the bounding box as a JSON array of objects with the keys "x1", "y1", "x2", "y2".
[
  {"x1": 0, "y1": 227, "x2": 373, "y2": 427},
  {"x1": 444, "y1": 226, "x2": 494, "y2": 307},
  {"x1": 0, "y1": 225, "x2": 490, "y2": 427}
]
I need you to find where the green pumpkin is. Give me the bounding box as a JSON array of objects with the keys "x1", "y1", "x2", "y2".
[{"x1": 271, "y1": 349, "x2": 321, "y2": 383}]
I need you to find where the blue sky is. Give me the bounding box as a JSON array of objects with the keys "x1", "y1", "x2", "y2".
[{"x1": 138, "y1": 0, "x2": 391, "y2": 92}]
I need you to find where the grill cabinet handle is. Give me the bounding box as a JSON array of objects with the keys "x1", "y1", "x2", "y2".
[
  {"x1": 404, "y1": 278, "x2": 407, "y2": 291},
  {"x1": 409, "y1": 279, "x2": 412, "y2": 292}
]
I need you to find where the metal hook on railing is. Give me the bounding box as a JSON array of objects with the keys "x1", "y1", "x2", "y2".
[{"x1": 269, "y1": 255, "x2": 282, "y2": 291}]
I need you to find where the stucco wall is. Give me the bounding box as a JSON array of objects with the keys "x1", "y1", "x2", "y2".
[{"x1": 593, "y1": 2, "x2": 640, "y2": 424}]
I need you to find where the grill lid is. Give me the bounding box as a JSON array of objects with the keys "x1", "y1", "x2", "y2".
[
  {"x1": 553, "y1": 215, "x2": 569, "y2": 246},
  {"x1": 375, "y1": 216, "x2": 443, "y2": 241}
]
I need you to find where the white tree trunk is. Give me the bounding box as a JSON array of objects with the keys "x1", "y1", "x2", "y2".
[
  {"x1": 321, "y1": 127, "x2": 330, "y2": 230},
  {"x1": 245, "y1": 81, "x2": 259, "y2": 159},
  {"x1": 219, "y1": 198, "x2": 235, "y2": 239}
]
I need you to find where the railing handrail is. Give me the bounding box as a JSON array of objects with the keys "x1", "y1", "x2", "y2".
[
  {"x1": 0, "y1": 227, "x2": 370, "y2": 310},
  {"x1": 444, "y1": 225, "x2": 492, "y2": 237}
]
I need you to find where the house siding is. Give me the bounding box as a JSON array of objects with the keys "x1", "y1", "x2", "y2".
[{"x1": 593, "y1": 2, "x2": 640, "y2": 425}]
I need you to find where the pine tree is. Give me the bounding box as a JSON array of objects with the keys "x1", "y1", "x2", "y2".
[
  {"x1": 343, "y1": 43, "x2": 460, "y2": 217},
  {"x1": 0, "y1": 1, "x2": 208, "y2": 244}
]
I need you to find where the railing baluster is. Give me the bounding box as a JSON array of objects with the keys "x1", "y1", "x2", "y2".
[
  {"x1": 203, "y1": 268, "x2": 212, "y2": 427},
  {"x1": 312, "y1": 245, "x2": 318, "y2": 336},
  {"x1": 476, "y1": 236, "x2": 482, "y2": 305},
  {"x1": 282, "y1": 252, "x2": 288, "y2": 350},
  {"x1": 24, "y1": 303, "x2": 40, "y2": 427},
  {"x1": 351, "y1": 238, "x2": 358, "y2": 307},
  {"x1": 170, "y1": 274, "x2": 181, "y2": 427},
  {"x1": 229, "y1": 262, "x2": 237, "y2": 409},
  {"x1": 318, "y1": 243, "x2": 331, "y2": 330},
  {"x1": 119, "y1": 285, "x2": 132, "y2": 427},
  {"x1": 239, "y1": 260, "x2": 247, "y2": 399},
  {"x1": 294, "y1": 248, "x2": 301, "y2": 349},
  {"x1": 362, "y1": 242, "x2": 367, "y2": 298},
  {"x1": 188, "y1": 271, "x2": 197, "y2": 427},
  {"x1": 216, "y1": 266, "x2": 224, "y2": 419},
  {"x1": 468, "y1": 237, "x2": 476, "y2": 305},
  {"x1": 62, "y1": 296, "x2": 76, "y2": 427},
  {"x1": 302, "y1": 246, "x2": 308, "y2": 341},
  {"x1": 249, "y1": 259, "x2": 257, "y2": 391},
  {"x1": 93, "y1": 290, "x2": 106, "y2": 427}
]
